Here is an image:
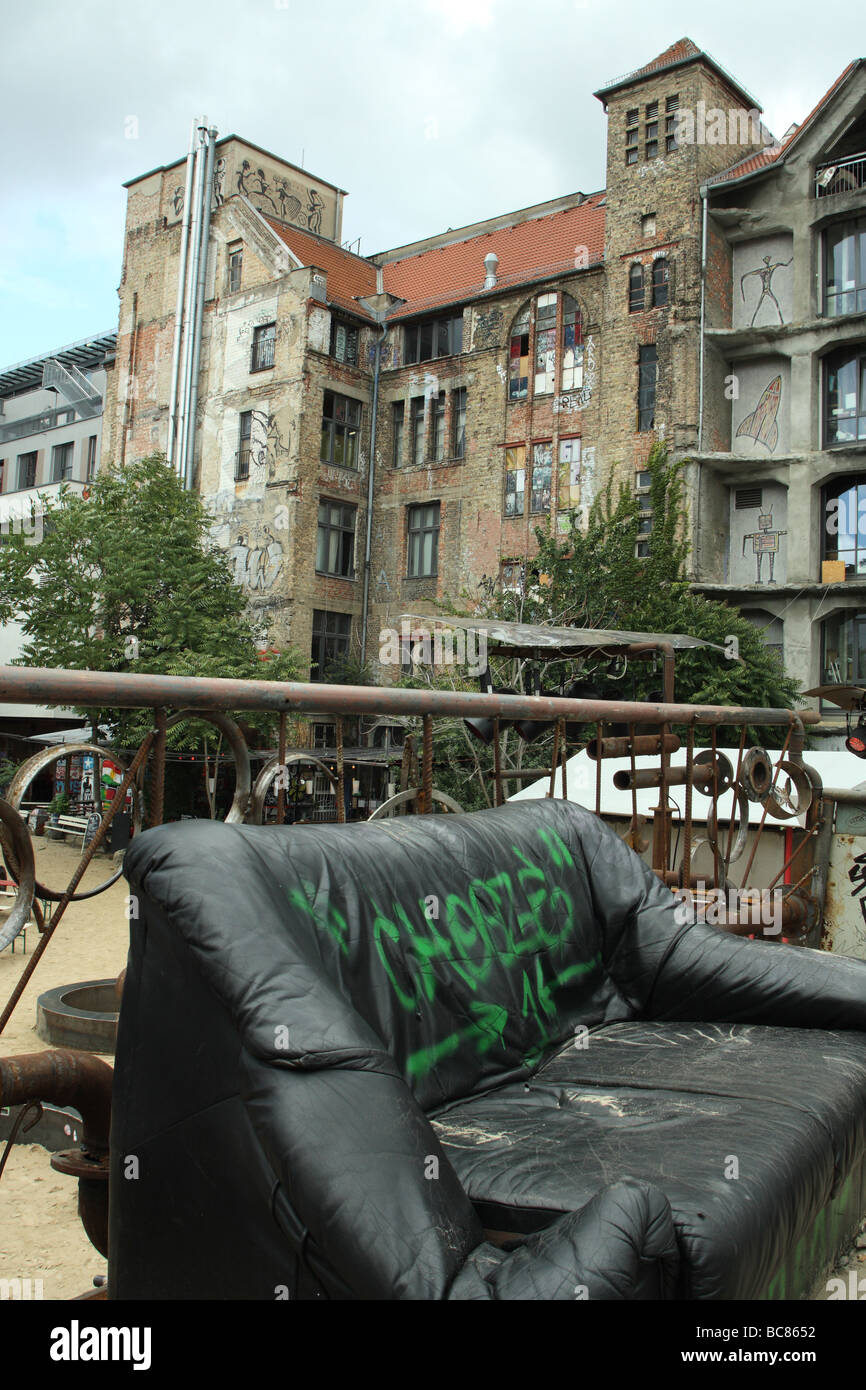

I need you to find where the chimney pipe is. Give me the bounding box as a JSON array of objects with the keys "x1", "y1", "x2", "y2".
[{"x1": 484, "y1": 252, "x2": 499, "y2": 290}]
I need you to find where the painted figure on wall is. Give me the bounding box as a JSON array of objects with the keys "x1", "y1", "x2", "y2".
[
  {"x1": 274, "y1": 178, "x2": 303, "y2": 223},
  {"x1": 172, "y1": 186, "x2": 185, "y2": 217},
  {"x1": 213, "y1": 157, "x2": 226, "y2": 208},
  {"x1": 307, "y1": 189, "x2": 325, "y2": 234},
  {"x1": 736, "y1": 375, "x2": 782, "y2": 452},
  {"x1": 229, "y1": 525, "x2": 285, "y2": 592},
  {"x1": 742, "y1": 510, "x2": 786, "y2": 584},
  {"x1": 237, "y1": 161, "x2": 278, "y2": 215},
  {"x1": 740, "y1": 255, "x2": 792, "y2": 326}
]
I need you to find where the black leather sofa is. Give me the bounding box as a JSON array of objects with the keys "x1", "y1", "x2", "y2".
[{"x1": 111, "y1": 800, "x2": 866, "y2": 1299}]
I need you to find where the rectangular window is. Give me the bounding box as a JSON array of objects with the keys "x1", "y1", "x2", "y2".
[
  {"x1": 453, "y1": 387, "x2": 467, "y2": 459},
  {"x1": 558, "y1": 437, "x2": 581, "y2": 509},
  {"x1": 329, "y1": 318, "x2": 359, "y2": 366},
  {"x1": 251, "y1": 322, "x2": 276, "y2": 372},
  {"x1": 17, "y1": 452, "x2": 37, "y2": 489},
  {"x1": 228, "y1": 244, "x2": 243, "y2": 293},
  {"x1": 86, "y1": 435, "x2": 98, "y2": 480},
  {"x1": 51, "y1": 441, "x2": 74, "y2": 482},
  {"x1": 626, "y1": 107, "x2": 639, "y2": 166},
  {"x1": 320, "y1": 390, "x2": 361, "y2": 468},
  {"x1": 534, "y1": 294, "x2": 557, "y2": 394},
  {"x1": 645, "y1": 102, "x2": 659, "y2": 160},
  {"x1": 561, "y1": 296, "x2": 584, "y2": 390},
  {"x1": 825, "y1": 219, "x2": 866, "y2": 317},
  {"x1": 432, "y1": 391, "x2": 446, "y2": 462},
  {"x1": 504, "y1": 446, "x2": 526, "y2": 517},
  {"x1": 410, "y1": 397, "x2": 425, "y2": 467},
  {"x1": 404, "y1": 314, "x2": 463, "y2": 364},
  {"x1": 392, "y1": 401, "x2": 404, "y2": 468},
  {"x1": 316, "y1": 500, "x2": 356, "y2": 578},
  {"x1": 237, "y1": 411, "x2": 252, "y2": 480},
  {"x1": 638, "y1": 345, "x2": 658, "y2": 432},
  {"x1": 531, "y1": 442, "x2": 552, "y2": 514},
  {"x1": 509, "y1": 311, "x2": 530, "y2": 399},
  {"x1": 311, "y1": 610, "x2": 351, "y2": 681},
  {"x1": 407, "y1": 502, "x2": 440, "y2": 577}
]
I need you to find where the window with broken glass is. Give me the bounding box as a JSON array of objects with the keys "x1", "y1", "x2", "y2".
[
  {"x1": 330, "y1": 318, "x2": 359, "y2": 366},
  {"x1": 534, "y1": 294, "x2": 557, "y2": 394},
  {"x1": 509, "y1": 309, "x2": 530, "y2": 400},
  {"x1": 237, "y1": 411, "x2": 252, "y2": 480},
  {"x1": 652, "y1": 257, "x2": 669, "y2": 308},
  {"x1": 311, "y1": 611, "x2": 351, "y2": 680},
  {"x1": 320, "y1": 391, "x2": 361, "y2": 468},
  {"x1": 453, "y1": 387, "x2": 467, "y2": 459},
  {"x1": 504, "y1": 446, "x2": 525, "y2": 517},
  {"x1": 410, "y1": 397, "x2": 425, "y2": 467},
  {"x1": 432, "y1": 391, "x2": 446, "y2": 462},
  {"x1": 561, "y1": 295, "x2": 584, "y2": 391},
  {"x1": 531, "y1": 442, "x2": 552, "y2": 513},
  {"x1": 392, "y1": 401, "x2": 405, "y2": 468}
]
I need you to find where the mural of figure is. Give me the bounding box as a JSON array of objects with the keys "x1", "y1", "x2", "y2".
[
  {"x1": 742, "y1": 510, "x2": 787, "y2": 584},
  {"x1": 229, "y1": 532, "x2": 250, "y2": 588},
  {"x1": 307, "y1": 188, "x2": 325, "y2": 234},
  {"x1": 236, "y1": 161, "x2": 278, "y2": 215},
  {"x1": 736, "y1": 375, "x2": 782, "y2": 452},
  {"x1": 740, "y1": 255, "x2": 792, "y2": 326},
  {"x1": 172, "y1": 186, "x2": 185, "y2": 216},
  {"x1": 212, "y1": 157, "x2": 226, "y2": 208},
  {"x1": 274, "y1": 178, "x2": 303, "y2": 223},
  {"x1": 247, "y1": 526, "x2": 284, "y2": 591}
]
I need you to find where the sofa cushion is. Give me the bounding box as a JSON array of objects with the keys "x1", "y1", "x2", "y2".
[{"x1": 432, "y1": 1019, "x2": 866, "y2": 1298}]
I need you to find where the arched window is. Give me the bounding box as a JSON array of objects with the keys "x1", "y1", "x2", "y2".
[
  {"x1": 561, "y1": 294, "x2": 584, "y2": 391},
  {"x1": 508, "y1": 306, "x2": 530, "y2": 401},
  {"x1": 534, "y1": 294, "x2": 557, "y2": 394},
  {"x1": 629, "y1": 263, "x2": 644, "y2": 313},
  {"x1": 652, "y1": 257, "x2": 669, "y2": 308}
]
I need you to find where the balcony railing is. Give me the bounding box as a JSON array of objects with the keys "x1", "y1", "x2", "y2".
[{"x1": 816, "y1": 153, "x2": 866, "y2": 198}]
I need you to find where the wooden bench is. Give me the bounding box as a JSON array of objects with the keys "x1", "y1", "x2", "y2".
[{"x1": 51, "y1": 815, "x2": 91, "y2": 847}]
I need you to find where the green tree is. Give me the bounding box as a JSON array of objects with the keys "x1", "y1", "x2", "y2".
[{"x1": 0, "y1": 455, "x2": 302, "y2": 752}]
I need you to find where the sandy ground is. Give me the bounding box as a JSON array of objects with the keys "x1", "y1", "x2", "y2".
[
  {"x1": 1, "y1": 835, "x2": 126, "y2": 1299},
  {"x1": 0, "y1": 832, "x2": 865, "y2": 1301}
]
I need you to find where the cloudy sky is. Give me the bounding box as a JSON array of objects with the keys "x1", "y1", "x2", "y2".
[{"x1": 0, "y1": 0, "x2": 858, "y2": 366}]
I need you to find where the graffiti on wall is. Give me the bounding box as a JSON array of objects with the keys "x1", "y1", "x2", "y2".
[
  {"x1": 740, "y1": 255, "x2": 792, "y2": 327},
  {"x1": 552, "y1": 337, "x2": 597, "y2": 414},
  {"x1": 736, "y1": 375, "x2": 782, "y2": 452},
  {"x1": 741, "y1": 510, "x2": 787, "y2": 584},
  {"x1": 243, "y1": 409, "x2": 290, "y2": 483},
  {"x1": 228, "y1": 524, "x2": 286, "y2": 592}
]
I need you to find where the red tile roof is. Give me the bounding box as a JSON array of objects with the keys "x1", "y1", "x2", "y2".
[
  {"x1": 622, "y1": 38, "x2": 701, "y2": 83},
  {"x1": 264, "y1": 217, "x2": 379, "y2": 319},
  {"x1": 266, "y1": 198, "x2": 606, "y2": 321},
  {"x1": 707, "y1": 60, "x2": 860, "y2": 187},
  {"x1": 379, "y1": 197, "x2": 606, "y2": 319}
]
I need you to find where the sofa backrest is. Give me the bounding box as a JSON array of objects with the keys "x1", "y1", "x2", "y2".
[{"x1": 124, "y1": 800, "x2": 647, "y2": 1110}]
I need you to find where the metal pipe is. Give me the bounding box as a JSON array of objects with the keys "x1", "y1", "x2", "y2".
[
  {"x1": 166, "y1": 119, "x2": 197, "y2": 469},
  {"x1": 176, "y1": 123, "x2": 208, "y2": 482},
  {"x1": 184, "y1": 125, "x2": 218, "y2": 490},
  {"x1": 0, "y1": 1051, "x2": 112, "y2": 1159},
  {"x1": 360, "y1": 320, "x2": 387, "y2": 664},
  {"x1": 0, "y1": 664, "x2": 820, "y2": 726},
  {"x1": 697, "y1": 185, "x2": 708, "y2": 453}
]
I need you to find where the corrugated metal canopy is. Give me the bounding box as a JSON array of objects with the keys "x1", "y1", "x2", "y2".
[
  {"x1": 398, "y1": 614, "x2": 726, "y2": 657},
  {"x1": 0, "y1": 331, "x2": 116, "y2": 398}
]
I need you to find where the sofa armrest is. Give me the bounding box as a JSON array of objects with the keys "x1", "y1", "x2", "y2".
[
  {"x1": 588, "y1": 817, "x2": 866, "y2": 1030},
  {"x1": 242, "y1": 1053, "x2": 679, "y2": 1300}
]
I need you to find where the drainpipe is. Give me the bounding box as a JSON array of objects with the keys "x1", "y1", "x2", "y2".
[
  {"x1": 166, "y1": 119, "x2": 197, "y2": 471},
  {"x1": 360, "y1": 315, "x2": 387, "y2": 664},
  {"x1": 176, "y1": 122, "x2": 208, "y2": 483},
  {"x1": 184, "y1": 126, "x2": 218, "y2": 490},
  {"x1": 697, "y1": 184, "x2": 708, "y2": 452}
]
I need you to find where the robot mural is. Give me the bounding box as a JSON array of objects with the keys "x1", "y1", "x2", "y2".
[{"x1": 742, "y1": 511, "x2": 787, "y2": 584}]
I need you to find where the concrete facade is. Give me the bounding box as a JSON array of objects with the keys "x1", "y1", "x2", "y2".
[{"x1": 99, "y1": 41, "x2": 866, "y2": 705}]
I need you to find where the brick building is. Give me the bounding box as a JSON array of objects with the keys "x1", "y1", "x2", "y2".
[{"x1": 102, "y1": 40, "x2": 866, "y2": 709}]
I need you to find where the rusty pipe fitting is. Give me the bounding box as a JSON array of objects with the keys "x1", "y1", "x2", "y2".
[{"x1": 0, "y1": 1050, "x2": 112, "y2": 1159}]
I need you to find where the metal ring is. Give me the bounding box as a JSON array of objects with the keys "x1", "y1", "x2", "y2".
[
  {"x1": 0, "y1": 798, "x2": 36, "y2": 951},
  {"x1": 762, "y1": 759, "x2": 814, "y2": 821},
  {"x1": 247, "y1": 753, "x2": 337, "y2": 825},
  {"x1": 367, "y1": 788, "x2": 464, "y2": 819},
  {"x1": 706, "y1": 784, "x2": 750, "y2": 865},
  {"x1": 165, "y1": 711, "x2": 251, "y2": 823},
  {"x1": 740, "y1": 747, "x2": 773, "y2": 803},
  {"x1": 694, "y1": 749, "x2": 734, "y2": 794},
  {"x1": 5, "y1": 744, "x2": 141, "y2": 902}
]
